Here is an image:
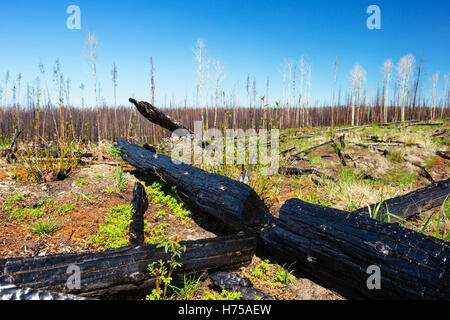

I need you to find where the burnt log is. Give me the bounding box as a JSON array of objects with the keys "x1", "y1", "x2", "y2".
[
  {"x1": 115, "y1": 141, "x2": 274, "y2": 234},
  {"x1": 0, "y1": 283, "x2": 93, "y2": 300},
  {"x1": 129, "y1": 182, "x2": 148, "y2": 245},
  {"x1": 209, "y1": 272, "x2": 276, "y2": 300},
  {"x1": 436, "y1": 151, "x2": 450, "y2": 160},
  {"x1": 6, "y1": 126, "x2": 21, "y2": 164},
  {"x1": 129, "y1": 98, "x2": 193, "y2": 135},
  {"x1": 0, "y1": 234, "x2": 257, "y2": 298},
  {"x1": 278, "y1": 167, "x2": 337, "y2": 182},
  {"x1": 353, "y1": 178, "x2": 450, "y2": 221},
  {"x1": 259, "y1": 198, "x2": 450, "y2": 299}
]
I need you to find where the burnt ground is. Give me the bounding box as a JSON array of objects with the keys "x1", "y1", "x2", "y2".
[{"x1": 0, "y1": 122, "x2": 448, "y2": 300}]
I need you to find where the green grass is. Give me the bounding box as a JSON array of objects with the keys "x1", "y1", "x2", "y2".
[
  {"x1": 381, "y1": 169, "x2": 416, "y2": 186},
  {"x1": 170, "y1": 274, "x2": 203, "y2": 300},
  {"x1": 272, "y1": 263, "x2": 296, "y2": 286},
  {"x1": 388, "y1": 150, "x2": 404, "y2": 164},
  {"x1": 30, "y1": 218, "x2": 61, "y2": 235},
  {"x1": 112, "y1": 165, "x2": 128, "y2": 193},
  {"x1": 88, "y1": 204, "x2": 134, "y2": 250}
]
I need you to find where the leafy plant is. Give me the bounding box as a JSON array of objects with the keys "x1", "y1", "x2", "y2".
[
  {"x1": 249, "y1": 259, "x2": 271, "y2": 282},
  {"x1": 145, "y1": 237, "x2": 186, "y2": 300},
  {"x1": 74, "y1": 178, "x2": 89, "y2": 186},
  {"x1": 201, "y1": 290, "x2": 242, "y2": 300},
  {"x1": 55, "y1": 203, "x2": 75, "y2": 215},
  {"x1": 272, "y1": 263, "x2": 296, "y2": 286},
  {"x1": 143, "y1": 181, "x2": 191, "y2": 221},
  {"x1": 88, "y1": 204, "x2": 134, "y2": 250},
  {"x1": 6, "y1": 193, "x2": 26, "y2": 203},
  {"x1": 156, "y1": 210, "x2": 166, "y2": 218}
]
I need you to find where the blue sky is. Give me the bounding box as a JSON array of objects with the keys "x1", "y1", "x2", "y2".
[{"x1": 0, "y1": 0, "x2": 449, "y2": 108}]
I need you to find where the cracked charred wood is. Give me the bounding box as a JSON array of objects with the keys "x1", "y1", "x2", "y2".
[
  {"x1": 0, "y1": 234, "x2": 257, "y2": 298},
  {"x1": 209, "y1": 272, "x2": 276, "y2": 300},
  {"x1": 115, "y1": 141, "x2": 274, "y2": 234},
  {"x1": 129, "y1": 182, "x2": 148, "y2": 245},
  {"x1": 0, "y1": 283, "x2": 93, "y2": 300},
  {"x1": 259, "y1": 198, "x2": 450, "y2": 300},
  {"x1": 353, "y1": 178, "x2": 450, "y2": 221}
]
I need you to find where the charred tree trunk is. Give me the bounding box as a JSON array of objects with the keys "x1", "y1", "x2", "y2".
[
  {"x1": 259, "y1": 198, "x2": 450, "y2": 299},
  {"x1": 129, "y1": 98, "x2": 193, "y2": 135},
  {"x1": 115, "y1": 141, "x2": 274, "y2": 234},
  {"x1": 0, "y1": 234, "x2": 257, "y2": 298},
  {"x1": 353, "y1": 178, "x2": 450, "y2": 221},
  {"x1": 129, "y1": 182, "x2": 148, "y2": 245}
]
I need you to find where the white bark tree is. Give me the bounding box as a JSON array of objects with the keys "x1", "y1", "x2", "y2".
[
  {"x1": 431, "y1": 72, "x2": 439, "y2": 120},
  {"x1": 442, "y1": 73, "x2": 449, "y2": 118},
  {"x1": 382, "y1": 59, "x2": 394, "y2": 123},
  {"x1": 396, "y1": 54, "x2": 415, "y2": 122},
  {"x1": 349, "y1": 63, "x2": 366, "y2": 126}
]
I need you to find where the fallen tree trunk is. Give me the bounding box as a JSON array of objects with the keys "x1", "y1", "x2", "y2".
[
  {"x1": 259, "y1": 198, "x2": 450, "y2": 299},
  {"x1": 115, "y1": 141, "x2": 274, "y2": 234},
  {"x1": 353, "y1": 178, "x2": 450, "y2": 221},
  {"x1": 0, "y1": 234, "x2": 257, "y2": 298},
  {"x1": 436, "y1": 151, "x2": 450, "y2": 160},
  {"x1": 129, "y1": 98, "x2": 193, "y2": 135},
  {"x1": 278, "y1": 167, "x2": 337, "y2": 182}
]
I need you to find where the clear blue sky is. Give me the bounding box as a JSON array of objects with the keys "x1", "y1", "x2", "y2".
[{"x1": 0, "y1": 0, "x2": 449, "y2": 108}]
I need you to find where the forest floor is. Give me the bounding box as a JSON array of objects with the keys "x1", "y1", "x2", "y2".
[{"x1": 0, "y1": 120, "x2": 448, "y2": 300}]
